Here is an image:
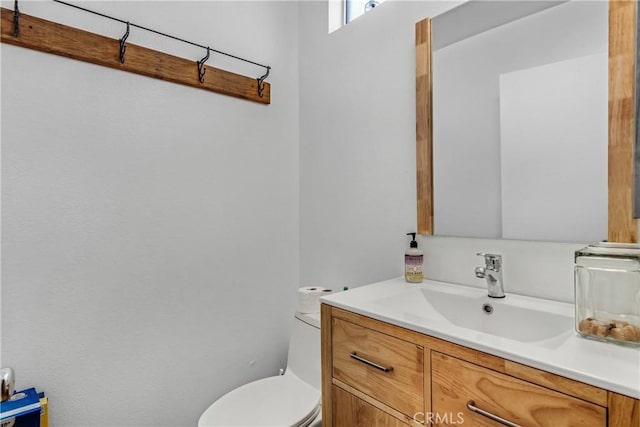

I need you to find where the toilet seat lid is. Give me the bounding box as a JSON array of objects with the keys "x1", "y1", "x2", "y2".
[{"x1": 198, "y1": 372, "x2": 320, "y2": 427}]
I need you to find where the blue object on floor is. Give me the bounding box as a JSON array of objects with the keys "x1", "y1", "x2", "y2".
[{"x1": 0, "y1": 387, "x2": 41, "y2": 427}]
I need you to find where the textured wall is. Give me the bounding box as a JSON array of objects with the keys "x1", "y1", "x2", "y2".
[
  {"x1": 1, "y1": 2, "x2": 299, "y2": 426},
  {"x1": 298, "y1": 0, "x2": 462, "y2": 290}
]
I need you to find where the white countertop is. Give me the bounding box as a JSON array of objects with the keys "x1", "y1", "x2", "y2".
[{"x1": 320, "y1": 277, "x2": 640, "y2": 399}]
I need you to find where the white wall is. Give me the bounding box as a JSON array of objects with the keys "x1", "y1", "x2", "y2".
[
  {"x1": 1, "y1": 2, "x2": 299, "y2": 426},
  {"x1": 298, "y1": 0, "x2": 462, "y2": 290},
  {"x1": 298, "y1": 0, "x2": 591, "y2": 304},
  {"x1": 432, "y1": 0, "x2": 608, "y2": 239},
  {"x1": 500, "y1": 53, "x2": 608, "y2": 242}
]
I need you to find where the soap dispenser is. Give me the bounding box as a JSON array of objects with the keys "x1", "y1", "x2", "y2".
[{"x1": 405, "y1": 232, "x2": 423, "y2": 283}]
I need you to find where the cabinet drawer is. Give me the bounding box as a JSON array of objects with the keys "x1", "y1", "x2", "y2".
[
  {"x1": 332, "y1": 318, "x2": 424, "y2": 419},
  {"x1": 431, "y1": 352, "x2": 606, "y2": 427},
  {"x1": 333, "y1": 385, "x2": 411, "y2": 427}
]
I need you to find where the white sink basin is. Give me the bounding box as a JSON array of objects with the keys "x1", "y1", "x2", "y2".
[
  {"x1": 321, "y1": 278, "x2": 640, "y2": 399},
  {"x1": 375, "y1": 283, "x2": 574, "y2": 343}
]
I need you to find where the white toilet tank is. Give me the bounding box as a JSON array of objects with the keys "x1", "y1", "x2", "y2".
[{"x1": 286, "y1": 312, "x2": 321, "y2": 391}]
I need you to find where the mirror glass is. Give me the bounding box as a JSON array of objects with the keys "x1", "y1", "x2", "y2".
[{"x1": 431, "y1": 1, "x2": 608, "y2": 242}]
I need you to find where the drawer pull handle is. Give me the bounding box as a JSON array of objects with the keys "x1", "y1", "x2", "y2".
[
  {"x1": 466, "y1": 400, "x2": 521, "y2": 427},
  {"x1": 349, "y1": 352, "x2": 393, "y2": 372}
]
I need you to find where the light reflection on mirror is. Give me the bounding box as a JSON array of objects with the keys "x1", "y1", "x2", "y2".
[{"x1": 431, "y1": 0, "x2": 608, "y2": 243}]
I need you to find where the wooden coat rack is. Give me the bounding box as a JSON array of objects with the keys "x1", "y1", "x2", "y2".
[{"x1": 0, "y1": 4, "x2": 271, "y2": 104}]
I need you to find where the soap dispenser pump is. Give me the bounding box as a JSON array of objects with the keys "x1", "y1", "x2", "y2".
[{"x1": 405, "y1": 232, "x2": 424, "y2": 283}]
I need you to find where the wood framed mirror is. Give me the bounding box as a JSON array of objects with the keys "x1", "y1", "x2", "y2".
[{"x1": 416, "y1": 0, "x2": 638, "y2": 243}]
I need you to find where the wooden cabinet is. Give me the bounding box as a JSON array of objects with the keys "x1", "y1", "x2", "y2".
[
  {"x1": 332, "y1": 317, "x2": 424, "y2": 419},
  {"x1": 322, "y1": 305, "x2": 640, "y2": 427},
  {"x1": 333, "y1": 386, "x2": 411, "y2": 427},
  {"x1": 432, "y1": 352, "x2": 606, "y2": 427}
]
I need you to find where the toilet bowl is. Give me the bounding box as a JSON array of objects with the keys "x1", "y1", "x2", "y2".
[{"x1": 198, "y1": 312, "x2": 322, "y2": 427}]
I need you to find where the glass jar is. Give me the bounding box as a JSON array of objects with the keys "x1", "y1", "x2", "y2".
[{"x1": 574, "y1": 243, "x2": 640, "y2": 346}]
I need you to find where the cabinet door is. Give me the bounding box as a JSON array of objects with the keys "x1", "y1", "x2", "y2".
[
  {"x1": 332, "y1": 386, "x2": 411, "y2": 427},
  {"x1": 431, "y1": 352, "x2": 606, "y2": 427}
]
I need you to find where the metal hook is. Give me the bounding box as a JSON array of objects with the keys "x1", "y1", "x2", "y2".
[
  {"x1": 197, "y1": 47, "x2": 210, "y2": 83},
  {"x1": 257, "y1": 66, "x2": 270, "y2": 98},
  {"x1": 13, "y1": 0, "x2": 20, "y2": 38},
  {"x1": 119, "y1": 22, "x2": 130, "y2": 64}
]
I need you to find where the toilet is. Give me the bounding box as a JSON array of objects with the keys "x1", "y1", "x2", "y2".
[{"x1": 198, "y1": 312, "x2": 322, "y2": 427}]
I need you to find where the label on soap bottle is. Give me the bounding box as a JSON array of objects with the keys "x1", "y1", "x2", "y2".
[{"x1": 405, "y1": 254, "x2": 423, "y2": 283}]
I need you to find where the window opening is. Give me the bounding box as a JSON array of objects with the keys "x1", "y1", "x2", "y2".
[{"x1": 345, "y1": 0, "x2": 384, "y2": 24}]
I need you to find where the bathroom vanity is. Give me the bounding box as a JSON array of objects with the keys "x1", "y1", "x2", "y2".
[{"x1": 320, "y1": 279, "x2": 640, "y2": 426}]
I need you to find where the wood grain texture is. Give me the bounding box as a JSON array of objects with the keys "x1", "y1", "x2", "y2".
[
  {"x1": 608, "y1": 392, "x2": 640, "y2": 427},
  {"x1": 0, "y1": 7, "x2": 270, "y2": 104},
  {"x1": 504, "y1": 360, "x2": 608, "y2": 407},
  {"x1": 331, "y1": 307, "x2": 429, "y2": 345},
  {"x1": 326, "y1": 307, "x2": 639, "y2": 426},
  {"x1": 429, "y1": 339, "x2": 607, "y2": 407},
  {"x1": 332, "y1": 317, "x2": 424, "y2": 418},
  {"x1": 321, "y1": 304, "x2": 334, "y2": 427},
  {"x1": 431, "y1": 352, "x2": 606, "y2": 427},
  {"x1": 608, "y1": 0, "x2": 636, "y2": 242},
  {"x1": 333, "y1": 379, "x2": 424, "y2": 427},
  {"x1": 415, "y1": 18, "x2": 433, "y2": 235},
  {"x1": 423, "y1": 340, "x2": 432, "y2": 419},
  {"x1": 428, "y1": 339, "x2": 506, "y2": 374},
  {"x1": 330, "y1": 307, "x2": 609, "y2": 407},
  {"x1": 333, "y1": 385, "x2": 412, "y2": 427}
]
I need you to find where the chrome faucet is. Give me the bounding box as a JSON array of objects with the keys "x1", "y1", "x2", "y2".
[{"x1": 475, "y1": 253, "x2": 505, "y2": 298}]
